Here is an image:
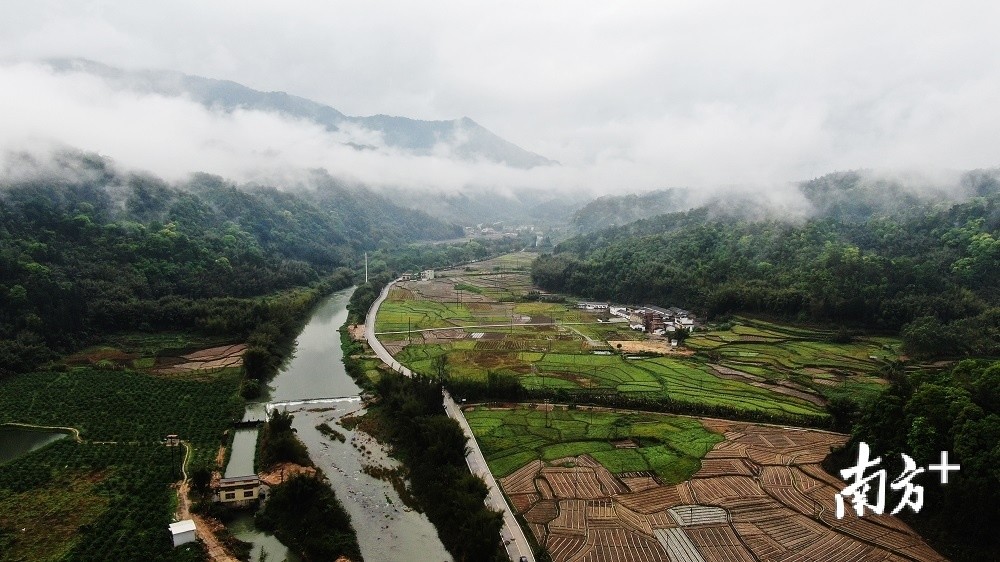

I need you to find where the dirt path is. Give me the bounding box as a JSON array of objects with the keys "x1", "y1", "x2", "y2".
[
  {"x1": 172, "y1": 441, "x2": 239, "y2": 562},
  {"x1": 175, "y1": 442, "x2": 193, "y2": 519},
  {"x1": 193, "y1": 515, "x2": 240, "y2": 562}
]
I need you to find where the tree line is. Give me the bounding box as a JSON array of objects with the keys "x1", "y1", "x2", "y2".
[
  {"x1": 371, "y1": 372, "x2": 507, "y2": 562},
  {"x1": 533, "y1": 174, "x2": 1000, "y2": 359}
]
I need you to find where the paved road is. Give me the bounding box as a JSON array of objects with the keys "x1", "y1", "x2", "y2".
[{"x1": 365, "y1": 280, "x2": 536, "y2": 562}]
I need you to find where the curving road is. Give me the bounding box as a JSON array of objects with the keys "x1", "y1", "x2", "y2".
[{"x1": 365, "y1": 280, "x2": 535, "y2": 562}]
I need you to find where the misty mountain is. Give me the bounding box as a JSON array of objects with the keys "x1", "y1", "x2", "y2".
[
  {"x1": 567, "y1": 168, "x2": 1000, "y2": 236},
  {"x1": 799, "y1": 169, "x2": 1000, "y2": 222},
  {"x1": 379, "y1": 185, "x2": 590, "y2": 226},
  {"x1": 535, "y1": 166, "x2": 1000, "y2": 343},
  {"x1": 569, "y1": 188, "x2": 690, "y2": 234},
  {"x1": 0, "y1": 149, "x2": 466, "y2": 372},
  {"x1": 43, "y1": 58, "x2": 556, "y2": 169}
]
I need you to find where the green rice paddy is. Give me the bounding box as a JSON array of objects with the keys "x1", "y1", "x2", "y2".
[{"x1": 466, "y1": 406, "x2": 723, "y2": 483}]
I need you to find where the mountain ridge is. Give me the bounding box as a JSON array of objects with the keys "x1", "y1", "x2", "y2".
[{"x1": 42, "y1": 58, "x2": 556, "y2": 169}]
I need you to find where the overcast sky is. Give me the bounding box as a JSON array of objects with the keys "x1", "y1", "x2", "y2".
[{"x1": 2, "y1": 1, "x2": 999, "y2": 192}]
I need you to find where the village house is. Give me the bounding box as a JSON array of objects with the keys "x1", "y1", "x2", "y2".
[
  {"x1": 576, "y1": 301, "x2": 610, "y2": 311},
  {"x1": 609, "y1": 306, "x2": 630, "y2": 318},
  {"x1": 214, "y1": 475, "x2": 265, "y2": 506},
  {"x1": 624, "y1": 304, "x2": 697, "y2": 334},
  {"x1": 421, "y1": 269, "x2": 435, "y2": 280},
  {"x1": 168, "y1": 519, "x2": 196, "y2": 548}
]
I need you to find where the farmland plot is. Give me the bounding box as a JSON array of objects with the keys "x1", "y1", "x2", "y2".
[
  {"x1": 473, "y1": 408, "x2": 946, "y2": 562},
  {"x1": 379, "y1": 264, "x2": 890, "y2": 420}
]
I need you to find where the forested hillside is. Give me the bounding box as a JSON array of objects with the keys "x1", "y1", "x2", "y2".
[
  {"x1": 569, "y1": 188, "x2": 689, "y2": 234},
  {"x1": 533, "y1": 169, "x2": 1000, "y2": 358},
  {"x1": 0, "y1": 151, "x2": 461, "y2": 375},
  {"x1": 835, "y1": 359, "x2": 1000, "y2": 560},
  {"x1": 379, "y1": 185, "x2": 588, "y2": 226}
]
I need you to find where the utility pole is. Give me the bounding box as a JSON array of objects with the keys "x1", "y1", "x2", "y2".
[{"x1": 364, "y1": 252, "x2": 368, "y2": 283}]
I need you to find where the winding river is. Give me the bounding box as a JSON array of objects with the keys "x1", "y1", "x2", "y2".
[{"x1": 226, "y1": 287, "x2": 451, "y2": 562}]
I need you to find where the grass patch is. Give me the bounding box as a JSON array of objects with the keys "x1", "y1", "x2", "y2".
[
  {"x1": 540, "y1": 441, "x2": 614, "y2": 461},
  {"x1": 454, "y1": 283, "x2": 485, "y2": 294},
  {"x1": 316, "y1": 422, "x2": 346, "y2": 442}
]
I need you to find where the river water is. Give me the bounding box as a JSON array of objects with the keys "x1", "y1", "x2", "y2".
[{"x1": 227, "y1": 287, "x2": 451, "y2": 562}]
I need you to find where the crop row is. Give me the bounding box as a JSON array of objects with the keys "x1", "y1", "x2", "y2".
[
  {"x1": 0, "y1": 367, "x2": 241, "y2": 467},
  {"x1": 0, "y1": 439, "x2": 198, "y2": 561}
]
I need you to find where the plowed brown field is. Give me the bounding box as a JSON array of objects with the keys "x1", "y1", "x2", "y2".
[{"x1": 497, "y1": 421, "x2": 947, "y2": 562}]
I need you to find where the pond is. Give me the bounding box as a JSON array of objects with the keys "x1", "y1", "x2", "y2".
[{"x1": 0, "y1": 425, "x2": 69, "y2": 464}]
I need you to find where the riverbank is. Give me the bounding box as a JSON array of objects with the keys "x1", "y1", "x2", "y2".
[{"x1": 216, "y1": 287, "x2": 449, "y2": 562}]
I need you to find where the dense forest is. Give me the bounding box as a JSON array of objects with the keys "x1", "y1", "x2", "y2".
[
  {"x1": 0, "y1": 151, "x2": 461, "y2": 376},
  {"x1": 831, "y1": 359, "x2": 1000, "y2": 561},
  {"x1": 533, "y1": 169, "x2": 1000, "y2": 358},
  {"x1": 569, "y1": 188, "x2": 689, "y2": 234}
]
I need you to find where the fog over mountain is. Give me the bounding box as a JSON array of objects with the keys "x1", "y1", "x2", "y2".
[
  {"x1": 3, "y1": 2, "x2": 1000, "y2": 216},
  {"x1": 43, "y1": 58, "x2": 555, "y2": 170},
  {"x1": 1, "y1": 61, "x2": 581, "y2": 195}
]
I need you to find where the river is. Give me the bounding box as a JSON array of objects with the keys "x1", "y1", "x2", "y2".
[{"x1": 226, "y1": 287, "x2": 451, "y2": 562}]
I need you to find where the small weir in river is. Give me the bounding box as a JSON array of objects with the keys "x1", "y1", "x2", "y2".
[{"x1": 224, "y1": 287, "x2": 451, "y2": 562}]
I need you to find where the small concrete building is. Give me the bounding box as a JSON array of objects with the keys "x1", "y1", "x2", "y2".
[
  {"x1": 421, "y1": 269, "x2": 435, "y2": 280},
  {"x1": 169, "y1": 519, "x2": 196, "y2": 547},
  {"x1": 215, "y1": 475, "x2": 264, "y2": 506}
]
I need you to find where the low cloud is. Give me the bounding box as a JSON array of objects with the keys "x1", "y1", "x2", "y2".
[
  {"x1": 0, "y1": 60, "x2": 995, "y2": 211},
  {"x1": 0, "y1": 63, "x2": 609, "y2": 195}
]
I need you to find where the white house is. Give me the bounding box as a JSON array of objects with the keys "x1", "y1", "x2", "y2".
[{"x1": 169, "y1": 519, "x2": 196, "y2": 547}]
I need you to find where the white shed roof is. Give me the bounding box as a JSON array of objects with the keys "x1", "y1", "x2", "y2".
[{"x1": 169, "y1": 519, "x2": 196, "y2": 535}]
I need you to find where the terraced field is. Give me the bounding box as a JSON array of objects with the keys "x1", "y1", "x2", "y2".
[
  {"x1": 377, "y1": 254, "x2": 902, "y2": 421},
  {"x1": 466, "y1": 406, "x2": 722, "y2": 482},
  {"x1": 469, "y1": 407, "x2": 946, "y2": 562},
  {"x1": 687, "y1": 318, "x2": 897, "y2": 403}
]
